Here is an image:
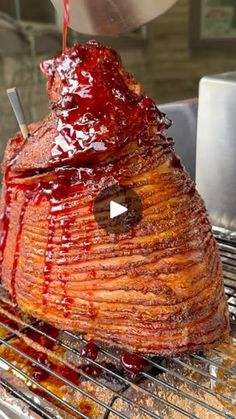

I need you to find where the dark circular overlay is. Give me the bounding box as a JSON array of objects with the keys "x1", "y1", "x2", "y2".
[{"x1": 93, "y1": 184, "x2": 143, "y2": 234}]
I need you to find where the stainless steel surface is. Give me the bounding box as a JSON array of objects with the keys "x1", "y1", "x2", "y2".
[
  {"x1": 51, "y1": 0, "x2": 178, "y2": 35},
  {"x1": 0, "y1": 231, "x2": 235, "y2": 418},
  {"x1": 196, "y1": 72, "x2": 236, "y2": 232},
  {"x1": 0, "y1": 369, "x2": 64, "y2": 418},
  {"x1": 160, "y1": 99, "x2": 198, "y2": 180},
  {"x1": 0, "y1": 386, "x2": 41, "y2": 419}
]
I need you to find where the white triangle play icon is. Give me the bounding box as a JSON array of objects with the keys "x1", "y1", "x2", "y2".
[{"x1": 110, "y1": 201, "x2": 128, "y2": 219}]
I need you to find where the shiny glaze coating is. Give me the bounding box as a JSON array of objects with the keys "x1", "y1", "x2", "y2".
[{"x1": 0, "y1": 42, "x2": 229, "y2": 354}]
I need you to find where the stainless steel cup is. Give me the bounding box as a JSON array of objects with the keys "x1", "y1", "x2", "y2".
[
  {"x1": 196, "y1": 72, "x2": 236, "y2": 232},
  {"x1": 50, "y1": 0, "x2": 177, "y2": 35}
]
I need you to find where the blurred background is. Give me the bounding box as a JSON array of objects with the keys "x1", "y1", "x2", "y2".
[{"x1": 0, "y1": 0, "x2": 236, "y2": 162}]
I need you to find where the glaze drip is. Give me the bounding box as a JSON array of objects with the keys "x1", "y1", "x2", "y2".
[
  {"x1": 10, "y1": 195, "x2": 29, "y2": 300},
  {"x1": 0, "y1": 42, "x2": 226, "y2": 357},
  {"x1": 63, "y1": 0, "x2": 70, "y2": 52},
  {"x1": 43, "y1": 212, "x2": 56, "y2": 305},
  {"x1": 59, "y1": 216, "x2": 76, "y2": 313},
  {"x1": 41, "y1": 41, "x2": 170, "y2": 167},
  {"x1": 0, "y1": 168, "x2": 13, "y2": 264},
  {"x1": 121, "y1": 353, "x2": 145, "y2": 376}
]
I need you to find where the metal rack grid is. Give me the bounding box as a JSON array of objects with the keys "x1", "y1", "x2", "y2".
[{"x1": 0, "y1": 229, "x2": 235, "y2": 419}]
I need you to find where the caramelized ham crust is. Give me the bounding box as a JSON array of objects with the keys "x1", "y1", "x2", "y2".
[{"x1": 0, "y1": 41, "x2": 229, "y2": 354}]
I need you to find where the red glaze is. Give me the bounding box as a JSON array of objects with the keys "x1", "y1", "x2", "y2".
[
  {"x1": 79, "y1": 402, "x2": 93, "y2": 415},
  {"x1": 63, "y1": 0, "x2": 70, "y2": 52},
  {"x1": 24, "y1": 323, "x2": 59, "y2": 349},
  {"x1": 0, "y1": 165, "x2": 93, "y2": 302},
  {"x1": 81, "y1": 340, "x2": 98, "y2": 361},
  {"x1": 13, "y1": 326, "x2": 79, "y2": 386},
  {"x1": 43, "y1": 214, "x2": 56, "y2": 304},
  {"x1": 59, "y1": 216, "x2": 76, "y2": 314},
  {"x1": 39, "y1": 323, "x2": 59, "y2": 348},
  {"x1": 32, "y1": 368, "x2": 49, "y2": 382},
  {"x1": 41, "y1": 41, "x2": 169, "y2": 167},
  {"x1": 0, "y1": 41, "x2": 228, "y2": 356},
  {"x1": 32, "y1": 352, "x2": 52, "y2": 382},
  {"x1": 0, "y1": 43, "x2": 169, "y2": 303},
  {"x1": 10, "y1": 196, "x2": 29, "y2": 300},
  {"x1": 59, "y1": 365, "x2": 80, "y2": 385},
  {"x1": 121, "y1": 353, "x2": 145, "y2": 376},
  {"x1": 0, "y1": 168, "x2": 12, "y2": 264},
  {"x1": 41, "y1": 168, "x2": 78, "y2": 305}
]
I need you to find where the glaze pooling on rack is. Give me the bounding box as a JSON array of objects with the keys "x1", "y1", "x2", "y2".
[
  {"x1": 81, "y1": 340, "x2": 99, "y2": 361},
  {"x1": 121, "y1": 352, "x2": 145, "y2": 376}
]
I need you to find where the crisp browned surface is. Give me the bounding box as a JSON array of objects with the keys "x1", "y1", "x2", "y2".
[
  {"x1": 0, "y1": 41, "x2": 229, "y2": 354},
  {"x1": 0, "y1": 136, "x2": 229, "y2": 354}
]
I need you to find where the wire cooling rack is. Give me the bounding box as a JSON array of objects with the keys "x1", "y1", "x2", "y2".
[{"x1": 0, "y1": 228, "x2": 235, "y2": 419}]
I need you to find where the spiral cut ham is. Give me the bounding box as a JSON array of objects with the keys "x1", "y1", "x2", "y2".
[{"x1": 0, "y1": 41, "x2": 229, "y2": 355}]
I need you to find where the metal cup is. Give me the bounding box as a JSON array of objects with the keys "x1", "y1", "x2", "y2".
[
  {"x1": 196, "y1": 72, "x2": 236, "y2": 232},
  {"x1": 50, "y1": 0, "x2": 177, "y2": 35}
]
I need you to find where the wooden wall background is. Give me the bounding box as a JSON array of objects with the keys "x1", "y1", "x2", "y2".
[{"x1": 123, "y1": 0, "x2": 236, "y2": 104}]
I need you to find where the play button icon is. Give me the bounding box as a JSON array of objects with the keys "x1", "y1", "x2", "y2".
[
  {"x1": 110, "y1": 201, "x2": 128, "y2": 219},
  {"x1": 94, "y1": 184, "x2": 142, "y2": 234}
]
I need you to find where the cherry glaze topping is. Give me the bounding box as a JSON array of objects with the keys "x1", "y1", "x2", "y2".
[
  {"x1": 81, "y1": 340, "x2": 98, "y2": 361},
  {"x1": 121, "y1": 352, "x2": 145, "y2": 376},
  {"x1": 41, "y1": 41, "x2": 169, "y2": 167}
]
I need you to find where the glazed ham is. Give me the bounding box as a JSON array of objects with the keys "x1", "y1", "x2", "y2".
[{"x1": 0, "y1": 41, "x2": 229, "y2": 354}]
